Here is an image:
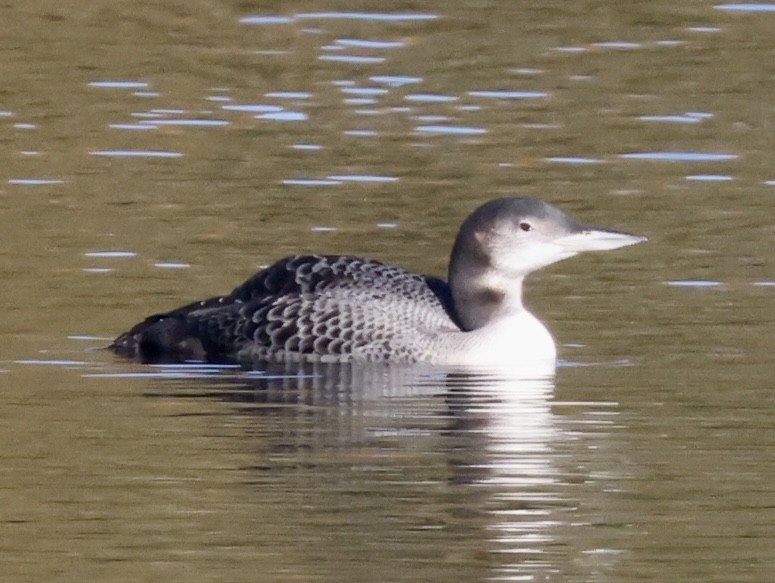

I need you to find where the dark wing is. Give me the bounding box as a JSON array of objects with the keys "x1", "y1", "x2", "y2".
[{"x1": 110, "y1": 255, "x2": 458, "y2": 364}]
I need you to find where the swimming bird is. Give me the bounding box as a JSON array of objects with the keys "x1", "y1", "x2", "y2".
[{"x1": 110, "y1": 197, "x2": 645, "y2": 368}]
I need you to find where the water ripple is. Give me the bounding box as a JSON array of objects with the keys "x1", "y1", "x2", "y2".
[
  {"x1": 256, "y1": 111, "x2": 308, "y2": 121},
  {"x1": 283, "y1": 179, "x2": 342, "y2": 186},
  {"x1": 138, "y1": 119, "x2": 229, "y2": 127},
  {"x1": 90, "y1": 81, "x2": 149, "y2": 89},
  {"x1": 84, "y1": 251, "x2": 136, "y2": 258},
  {"x1": 327, "y1": 175, "x2": 398, "y2": 183},
  {"x1": 666, "y1": 280, "x2": 722, "y2": 287},
  {"x1": 619, "y1": 152, "x2": 738, "y2": 162},
  {"x1": 222, "y1": 104, "x2": 284, "y2": 113},
  {"x1": 370, "y1": 75, "x2": 423, "y2": 86},
  {"x1": 715, "y1": 3, "x2": 775, "y2": 12},
  {"x1": 685, "y1": 174, "x2": 734, "y2": 181},
  {"x1": 239, "y1": 16, "x2": 294, "y2": 25},
  {"x1": 90, "y1": 150, "x2": 183, "y2": 158},
  {"x1": 415, "y1": 125, "x2": 487, "y2": 135},
  {"x1": 296, "y1": 12, "x2": 439, "y2": 22},
  {"x1": 336, "y1": 39, "x2": 405, "y2": 49},
  {"x1": 468, "y1": 91, "x2": 548, "y2": 99},
  {"x1": 319, "y1": 55, "x2": 386, "y2": 64},
  {"x1": 545, "y1": 157, "x2": 605, "y2": 165},
  {"x1": 9, "y1": 179, "x2": 64, "y2": 185},
  {"x1": 265, "y1": 92, "x2": 312, "y2": 99},
  {"x1": 405, "y1": 94, "x2": 458, "y2": 103}
]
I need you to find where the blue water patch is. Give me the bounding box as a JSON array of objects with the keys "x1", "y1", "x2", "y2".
[
  {"x1": 686, "y1": 174, "x2": 734, "y2": 181},
  {"x1": 8, "y1": 178, "x2": 64, "y2": 185},
  {"x1": 415, "y1": 125, "x2": 487, "y2": 135},
  {"x1": 155, "y1": 262, "x2": 191, "y2": 269},
  {"x1": 414, "y1": 115, "x2": 450, "y2": 122},
  {"x1": 405, "y1": 94, "x2": 458, "y2": 102},
  {"x1": 138, "y1": 119, "x2": 229, "y2": 127},
  {"x1": 90, "y1": 81, "x2": 149, "y2": 89},
  {"x1": 240, "y1": 15, "x2": 294, "y2": 24},
  {"x1": 753, "y1": 281, "x2": 775, "y2": 286},
  {"x1": 341, "y1": 87, "x2": 389, "y2": 96},
  {"x1": 344, "y1": 98, "x2": 377, "y2": 105},
  {"x1": 292, "y1": 144, "x2": 323, "y2": 150},
  {"x1": 311, "y1": 226, "x2": 337, "y2": 232},
  {"x1": 109, "y1": 124, "x2": 157, "y2": 131},
  {"x1": 639, "y1": 115, "x2": 703, "y2": 124},
  {"x1": 265, "y1": 92, "x2": 312, "y2": 99},
  {"x1": 222, "y1": 104, "x2": 284, "y2": 113},
  {"x1": 594, "y1": 41, "x2": 642, "y2": 49},
  {"x1": 344, "y1": 130, "x2": 378, "y2": 136},
  {"x1": 336, "y1": 39, "x2": 405, "y2": 49},
  {"x1": 666, "y1": 280, "x2": 722, "y2": 287},
  {"x1": 91, "y1": 150, "x2": 183, "y2": 158},
  {"x1": 715, "y1": 3, "x2": 775, "y2": 12},
  {"x1": 256, "y1": 111, "x2": 308, "y2": 121},
  {"x1": 296, "y1": 12, "x2": 439, "y2": 22},
  {"x1": 467, "y1": 91, "x2": 548, "y2": 99},
  {"x1": 370, "y1": 76, "x2": 423, "y2": 86},
  {"x1": 84, "y1": 251, "x2": 136, "y2": 258},
  {"x1": 319, "y1": 55, "x2": 386, "y2": 64},
  {"x1": 16, "y1": 359, "x2": 89, "y2": 366},
  {"x1": 688, "y1": 26, "x2": 722, "y2": 32},
  {"x1": 545, "y1": 157, "x2": 605, "y2": 165},
  {"x1": 283, "y1": 179, "x2": 342, "y2": 186},
  {"x1": 327, "y1": 175, "x2": 398, "y2": 183},
  {"x1": 619, "y1": 152, "x2": 738, "y2": 161}
]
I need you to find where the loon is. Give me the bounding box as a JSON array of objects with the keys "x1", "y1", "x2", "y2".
[{"x1": 110, "y1": 197, "x2": 645, "y2": 368}]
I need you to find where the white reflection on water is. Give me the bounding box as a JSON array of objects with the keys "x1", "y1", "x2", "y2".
[
  {"x1": 415, "y1": 125, "x2": 487, "y2": 135},
  {"x1": 715, "y1": 3, "x2": 775, "y2": 12},
  {"x1": 90, "y1": 150, "x2": 183, "y2": 158},
  {"x1": 319, "y1": 55, "x2": 386, "y2": 64},
  {"x1": 89, "y1": 81, "x2": 149, "y2": 89},
  {"x1": 619, "y1": 152, "x2": 737, "y2": 162}
]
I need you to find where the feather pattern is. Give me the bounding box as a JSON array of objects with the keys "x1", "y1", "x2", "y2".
[{"x1": 111, "y1": 255, "x2": 460, "y2": 364}]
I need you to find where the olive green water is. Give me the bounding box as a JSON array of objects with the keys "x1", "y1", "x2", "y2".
[{"x1": 1, "y1": 1, "x2": 773, "y2": 581}]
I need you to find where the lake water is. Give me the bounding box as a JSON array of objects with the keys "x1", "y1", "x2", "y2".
[{"x1": 1, "y1": 1, "x2": 773, "y2": 581}]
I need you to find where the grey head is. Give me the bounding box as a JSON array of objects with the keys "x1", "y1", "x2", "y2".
[{"x1": 448, "y1": 197, "x2": 646, "y2": 331}]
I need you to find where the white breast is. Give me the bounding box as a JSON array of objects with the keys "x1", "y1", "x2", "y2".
[{"x1": 429, "y1": 309, "x2": 557, "y2": 372}]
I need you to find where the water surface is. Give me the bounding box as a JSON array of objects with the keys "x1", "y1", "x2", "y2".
[{"x1": 1, "y1": 1, "x2": 773, "y2": 581}]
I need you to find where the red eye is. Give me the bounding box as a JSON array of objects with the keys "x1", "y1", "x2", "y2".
[{"x1": 519, "y1": 221, "x2": 533, "y2": 232}]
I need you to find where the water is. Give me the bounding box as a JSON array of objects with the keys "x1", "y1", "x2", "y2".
[{"x1": 1, "y1": 1, "x2": 774, "y2": 581}]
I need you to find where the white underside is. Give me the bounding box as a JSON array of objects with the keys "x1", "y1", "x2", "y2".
[{"x1": 424, "y1": 309, "x2": 557, "y2": 373}]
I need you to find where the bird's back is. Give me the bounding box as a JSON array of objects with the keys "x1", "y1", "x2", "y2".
[{"x1": 111, "y1": 255, "x2": 460, "y2": 364}]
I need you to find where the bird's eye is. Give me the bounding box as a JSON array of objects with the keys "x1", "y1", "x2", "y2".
[{"x1": 519, "y1": 221, "x2": 533, "y2": 232}]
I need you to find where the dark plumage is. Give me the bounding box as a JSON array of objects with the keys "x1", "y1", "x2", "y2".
[
  {"x1": 111, "y1": 255, "x2": 459, "y2": 364},
  {"x1": 110, "y1": 197, "x2": 645, "y2": 367}
]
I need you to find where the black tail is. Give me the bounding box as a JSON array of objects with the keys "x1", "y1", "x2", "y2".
[{"x1": 109, "y1": 313, "x2": 207, "y2": 364}]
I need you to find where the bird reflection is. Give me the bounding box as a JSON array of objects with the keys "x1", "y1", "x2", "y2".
[{"x1": 138, "y1": 362, "x2": 615, "y2": 580}]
